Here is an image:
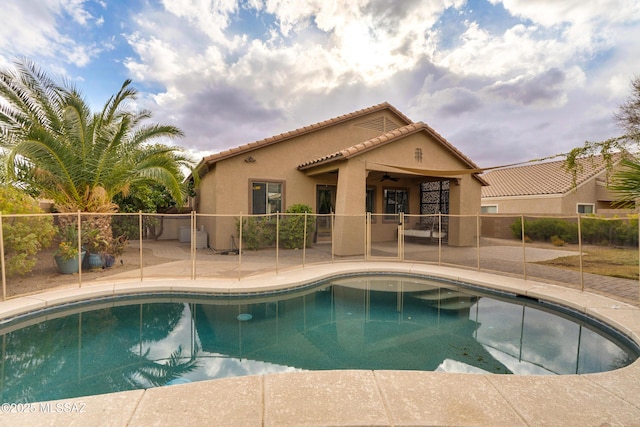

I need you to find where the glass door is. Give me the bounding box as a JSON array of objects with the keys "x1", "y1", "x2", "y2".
[{"x1": 316, "y1": 185, "x2": 336, "y2": 242}]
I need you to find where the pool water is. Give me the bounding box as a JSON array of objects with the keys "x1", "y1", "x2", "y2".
[{"x1": 0, "y1": 274, "x2": 637, "y2": 403}]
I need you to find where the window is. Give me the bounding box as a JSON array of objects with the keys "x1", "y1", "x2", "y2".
[
  {"x1": 384, "y1": 188, "x2": 408, "y2": 220},
  {"x1": 577, "y1": 203, "x2": 594, "y2": 214},
  {"x1": 481, "y1": 205, "x2": 498, "y2": 214},
  {"x1": 251, "y1": 181, "x2": 282, "y2": 214}
]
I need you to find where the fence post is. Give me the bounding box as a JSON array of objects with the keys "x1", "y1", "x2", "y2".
[
  {"x1": 238, "y1": 212, "x2": 243, "y2": 280},
  {"x1": 365, "y1": 213, "x2": 371, "y2": 260},
  {"x1": 437, "y1": 213, "x2": 442, "y2": 265},
  {"x1": 139, "y1": 211, "x2": 143, "y2": 282},
  {"x1": 476, "y1": 213, "x2": 481, "y2": 271},
  {"x1": 521, "y1": 214, "x2": 527, "y2": 280},
  {"x1": 578, "y1": 214, "x2": 584, "y2": 292},
  {"x1": 276, "y1": 212, "x2": 280, "y2": 274},
  {"x1": 331, "y1": 213, "x2": 335, "y2": 263},
  {"x1": 303, "y1": 212, "x2": 307, "y2": 267},
  {"x1": 364, "y1": 213, "x2": 368, "y2": 261},
  {"x1": 77, "y1": 211, "x2": 82, "y2": 288},
  {"x1": 191, "y1": 211, "x2": 196, "y2": 280},
  {"x1": 399, "y1": 212, "x2": 404, "y2": 261},
  {"x1": 0, "y1": 212, "x2": 6, "y2": 301}
]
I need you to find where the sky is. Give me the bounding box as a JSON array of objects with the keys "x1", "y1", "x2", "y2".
[{"x1": 1, "y1": 0, "x2": 639, "y2": 168}]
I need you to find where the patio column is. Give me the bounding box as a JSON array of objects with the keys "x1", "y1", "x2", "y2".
[
  {"x1": 448, "y1": 175, "x2": 481, "y2": 246},
  {"x1": 333, "y1": 160, "x2": 367, "y2": 256}
]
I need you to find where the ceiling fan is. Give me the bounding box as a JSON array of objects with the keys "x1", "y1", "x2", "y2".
[{"x1": 380, "y1": 173, "x2": 399, "y2": 182}]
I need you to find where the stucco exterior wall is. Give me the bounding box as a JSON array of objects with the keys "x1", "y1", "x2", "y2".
[
  {"x1": 482, "y1": 195, "x2": 564, "y2": 215},
  {"x1": 205, "y1": 111, "x2": 404, "y2": 212},
  {"x1": 448, "y1": 174, "x2": 482, "y2": 246},
  {"x1": 198, "y1": 110, "x2": 409, "y2": 249},
  {"x1": 196, "y1": 108, "x2": 483, "y2": 251},
  {"x1": 333, "y1": 160, "x2": 367, "y2": 255},
  {"x1": 352, "y1": 131, "x2": 482, "y2": 247}
]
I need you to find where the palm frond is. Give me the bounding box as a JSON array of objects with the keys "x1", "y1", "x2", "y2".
[
  {"x1": 1, "y1": 60, "x2": 188, "y2": 212},
  {"x1": 610, "y1": 158, "x2": 640, "y2": 208}
]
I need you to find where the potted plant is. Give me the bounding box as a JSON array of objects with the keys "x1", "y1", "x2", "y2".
[
  {"x1": 54, "y1": 225, "x2": 86, "y2": 274},
  {"x1": 84, "y1": 231, "x2": 109, "y2": 270},
  {"x1": 103, "y1": 234, "x2": 128, "y2": 268}
]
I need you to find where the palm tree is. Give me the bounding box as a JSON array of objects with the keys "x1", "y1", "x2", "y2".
[
  {"x1": 608, "y1": 158, "x2": 640, "y2": 207},
  {"x1": 0, "y1": 59, "x2": 191, "y2": 213}
]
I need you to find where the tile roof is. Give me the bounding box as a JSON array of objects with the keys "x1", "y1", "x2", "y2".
[
  {"x1": 201, "y1": 102, "x2": 412, "y2": 167},
  {"x1": 481, "y1": 155, "x2": 616, "y2": 198},
  {"x1": 297, "y1": 122, "x2": 482, "y2": 172}
]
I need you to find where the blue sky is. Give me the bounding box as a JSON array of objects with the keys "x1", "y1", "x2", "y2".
[{"x1": 1, "y1": 0, "x2": 639, "y2": 167}]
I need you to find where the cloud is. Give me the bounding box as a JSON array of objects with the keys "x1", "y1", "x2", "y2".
[
  {"x1": 1, "y1": 0, "x2": 639, "y2": 168},
  {"x1": 61, "y1": 0, "x2": 94, "y2": 25},
  {"x1": 119, "y1": 0, "x2": 637, "y2": 165},
  {"x1": 163, "y1": 84, "x2": 284, "y2": 152},
  {"x1": 120, "y1": 0, "x2": 467, "y2": 155},
  {"x1": 0, "y1": 0, "x2": 105, "y2": 68},
  {"x1": 431, "y1": 87, "x2": 483, "y2": 115},
  {"x1": 160, "y1": 0, "x2": 240, "y2": 46},
  {"x1": 486, "y1": 68, "x2": 567, "y2": 106},
  {"x1": 492, "y1": 0, "x2": 640, "y2": 27}
]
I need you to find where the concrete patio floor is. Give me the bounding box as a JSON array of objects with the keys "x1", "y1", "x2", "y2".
[{"x1": 1, "y1": 261, "x2": 640, "y2": 426}]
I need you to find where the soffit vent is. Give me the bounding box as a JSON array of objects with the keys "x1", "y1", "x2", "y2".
[{"x1": 355, "y1": 116, "x2": 400, "y2": 133}]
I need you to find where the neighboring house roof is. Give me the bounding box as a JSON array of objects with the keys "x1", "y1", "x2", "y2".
[
  {"x1": 297, "y1": 122, "x2": 482, "y2": 174},
  {"x1": 200, "y1": 102, "x2": 413, "y2": 167},
  {"x1": 481, "y1": 155, "x2": 617, "y2": 198}
]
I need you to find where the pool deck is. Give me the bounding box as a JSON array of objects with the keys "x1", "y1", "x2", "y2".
[{"x1": 1, "y1": 261, "x2": 640, "y2": 426}]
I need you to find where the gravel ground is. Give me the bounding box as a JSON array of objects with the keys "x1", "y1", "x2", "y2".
[{"x1": 4, "y1": 243, "x2": 173, "y2": 298}]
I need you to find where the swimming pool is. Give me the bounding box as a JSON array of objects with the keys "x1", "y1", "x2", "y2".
[{"x1": 1, "y1": 273, "x2": 638, "y2": 403}]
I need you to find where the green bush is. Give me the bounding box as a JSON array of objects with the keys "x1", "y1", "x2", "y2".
[
  {"x1": 112, "y1": 215, "x2": 139, "y2": 240},
  {"x1": 237, "y1": 216, "x2": 276, "y2": 250},
  {"x1": 510, "y1": 217, "x2": 578, "y2": 243},
  {"x1": 236, "y1": 204, "x2": 315, "y2": 250},
  {"x1": 279, "y1": 204, "x2": 315, "y2": 249},
  {"x1": 580, "y1": 215, "x2": 638, "y2": 246},
  {"x1": 511, "y1": 215, "x2": 638, "y2": 247},
  {"x1": 0, "y1": 186, "x2": 56, "y2": 276}
]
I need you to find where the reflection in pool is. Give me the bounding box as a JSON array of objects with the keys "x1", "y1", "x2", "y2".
[{"x1": 0, "y1": 274, "x2": 637, "y2": 403}]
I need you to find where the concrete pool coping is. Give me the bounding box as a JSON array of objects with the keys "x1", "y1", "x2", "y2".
[{"x1": 1, "y1": 261, "x2": 639, "y2": 426}]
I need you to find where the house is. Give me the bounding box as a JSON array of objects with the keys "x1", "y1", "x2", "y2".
[
  {"x1": 480, "y1": 155, "x2": 627, "y2": 215},
  {"x1": 194, "y1": 103, "x2": 486, "y2": 255}
]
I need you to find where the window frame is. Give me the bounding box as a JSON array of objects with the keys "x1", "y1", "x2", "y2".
[
  {"x1": 250, "y1": 180, "x2": 284, "y2": 215},
  {"x1": 481, "y1": 205, "x2": 498, "y2": 214},
  {"x1": 577, "y1": 203, "x2": 594, "y2": 214},
  {"x1": 383, "y1": 187, "x2": 409, "y2": 222}
]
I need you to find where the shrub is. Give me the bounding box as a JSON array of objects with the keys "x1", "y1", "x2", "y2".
[
  {"x1": 279, "y1": 204, "x2": 315, "y2": 249},
  {"x1": 236, "y1": 204, "x2": 315, "y2": 250},
  {"x1": 510, "y1": 217, "x2": 578, "y2": 243},
  {"x1": 237, "y1": 216, "x2": 276, "y2": 250},
  {"x1": 511, "y1": 215, "x2": 639, "y2": 247},
  {"x1": 0, "y1": 186, "x2": 56, "y2": 276},
  {"x1": 550, "y1": 235, "x2": 565, "y2": 246},
  {"x1": 112, "y1": 215, "x2": 139, "y2": 240},
  {"x1": 581, "y1": 215, "x2": 638, "y2": 247}
]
